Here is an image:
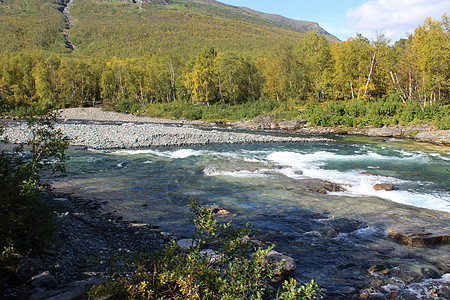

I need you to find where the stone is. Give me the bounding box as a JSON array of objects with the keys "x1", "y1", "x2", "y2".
[
  {"x1": 415, "y1": 130, "x2": 450, "y2": 145},
  {"x1": 387, "y1": 230, "x2": 450, "y2": 246},
  {"x1": 369, "y1": 264, "x2": 390, "y2": 275},
  {"x1": 293, "y1": 170, "x2": 304, "y2": 175},
  {"x1": 264, "y1": 250, "x2": 296, "y2": 276},
  {"x1": 46, "y1": 277, "x2": 103, "y2": 300},
  {"x1": 200, "y1": 249, "x2": 222, "y2": 264},
  {"x1": 367, "y1": 126, "x2": 402, "y2": 137},
  {"x1": 176, "y1": 238, "x2": 197, "y2": 250},
  {"x1": 373, "y1": 183, "x2": 395, "y2": 191},
  {"x1": 277, "y1": 120, "x2": 301, "y2": 131},
  {"x1": 16, "y1": 258, "x2": 42, "y2": 281},
  {"x1": 360, "y1": 171, "x2": 388, "y2": 177},
  {"x1": 31, "y1": 271, "x2": 57, "y2": 289}
]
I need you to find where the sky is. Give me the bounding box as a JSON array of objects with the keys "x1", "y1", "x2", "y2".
[{"x1": 220, "y1": 0, "x2": 450, "y2": 41}]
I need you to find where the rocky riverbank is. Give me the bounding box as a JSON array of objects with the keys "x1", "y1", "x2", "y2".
[
  {"x1": 227, "y1": 114, "x2": 450, "y2": 146},
  {"x1": 1, "y1": 192, "x2": 165, "y2": 299}
]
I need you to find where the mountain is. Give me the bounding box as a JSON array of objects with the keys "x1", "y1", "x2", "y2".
[
  {"x1": 0, "y1": 0, "x2": 340, "y2": 57},
  {"x1": 233, "y1": 6, "x2": 340, "y2": 43}
]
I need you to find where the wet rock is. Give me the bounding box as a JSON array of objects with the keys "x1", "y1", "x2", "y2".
[
  {"x1": 31, "y1": 271, "x2": 57, "y2": 289},
  {"x1": 373, "y1": 183, "x2": 395, "y2": 191},
  {"x1": 264, "y1": 250, "x2": 296, "y2": 276},
  {"x1": 360, "y1": 171, "x2": 389, "y2": 177},
  {"x1": 387, "y1": 230, "x2": 450, "y2": 246},
  {"x1": 217, "y1": 209, "x2": 230, "y2": 215},
  {"x1": 369, "y1": 264, "x2": 390, "y2": 275},
  {"x1": 421, "y1": 267, "x2": 441, "y2": 279},
  {"x1": 293, "y1": 170, "x2": 303, "y2": 175}
]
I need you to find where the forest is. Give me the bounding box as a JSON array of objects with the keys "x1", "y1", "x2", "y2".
[{"x1": 0, "y1": 0, "x2": 449, "y2": 129}]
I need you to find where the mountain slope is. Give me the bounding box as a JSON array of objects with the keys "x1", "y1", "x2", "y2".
[{"x1": 0, "y1": 0, "x2": 340, "y2": 57}]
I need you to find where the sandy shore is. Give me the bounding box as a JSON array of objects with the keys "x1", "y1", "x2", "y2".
[{"x1": 1, "y1": 108, "x2": 333, "y2": 149}]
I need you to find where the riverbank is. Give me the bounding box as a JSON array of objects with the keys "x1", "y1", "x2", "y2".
[
  {"x1": 1, "y1": 192, "x2": 165, "y2": 299},
  {"x1": 57, "y1": 108, "x2": 450, "y2": 146}
]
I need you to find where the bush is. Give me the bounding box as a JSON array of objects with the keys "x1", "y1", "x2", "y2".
[
  {"x1": 89, "y1": 202, "x2": 323, "y2": 300},
  {"x1": 0, "y1": 113, "x2": 70, "y2": 275}
]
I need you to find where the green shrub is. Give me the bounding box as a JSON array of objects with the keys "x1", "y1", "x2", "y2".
[
  {"x1": 0, "y1": 113, "x2": 70, "y2": 274},
  {"x1": 89, "y1": 202, "x2": 323, "y2": 300}
]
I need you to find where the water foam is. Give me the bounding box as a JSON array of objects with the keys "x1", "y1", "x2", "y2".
[{"x1": 266, "y1": 150, "x2": 450, "y2": 213}]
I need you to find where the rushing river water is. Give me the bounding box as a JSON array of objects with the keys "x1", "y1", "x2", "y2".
[{"x1": 52, "y1": 132, "x2": 450, "y2": 298}]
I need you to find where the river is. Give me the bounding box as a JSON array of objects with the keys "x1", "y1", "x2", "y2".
[{"x1": 52, "y1": 132, "x2": 450, "y2": 299}]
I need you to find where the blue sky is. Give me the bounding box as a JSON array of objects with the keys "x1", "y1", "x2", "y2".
[{"x1": 220, "y1": 0, "x2": 450, "y2": 41}]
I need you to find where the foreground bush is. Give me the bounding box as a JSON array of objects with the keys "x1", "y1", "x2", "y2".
[
  {"x1": 0, "y1": 113, "x2": 70, "y2": 276},
  {"x1": 89, "y1": 202, "x2": 322, "y2": 299}
]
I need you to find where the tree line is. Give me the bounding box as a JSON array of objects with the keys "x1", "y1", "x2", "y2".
[{"x1": 0, "y1": 15, "x2": 448, "y2": 127}]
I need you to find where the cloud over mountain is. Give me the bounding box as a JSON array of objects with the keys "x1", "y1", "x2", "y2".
[{"x1": 346, "y1": 0, "x2": 450, "y2": 40}]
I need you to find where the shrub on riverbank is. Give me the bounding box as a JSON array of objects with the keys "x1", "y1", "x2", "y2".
[
  {"x1": 141, "y1": 97, "x2": 280, "y2": 122},
  {"x1": 301, "y1": 94, "x2": 450, "y2": 129},
  {"x1": 0, "y1": 114, "x2": 70, "y2": 279},
  {"x1": 89, "y1": 202, "x2": 323, "y2": 300}
]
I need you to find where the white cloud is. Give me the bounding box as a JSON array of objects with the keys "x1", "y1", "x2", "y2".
[{"x1": 346, "y1": 0, "x2": 450, "y2": 41}]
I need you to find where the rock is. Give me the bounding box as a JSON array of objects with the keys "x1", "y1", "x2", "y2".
[
  {"x1": 360, "y1": 171, "x2": 389, "y2": 177},
  {"x1": 31, "y1": 271, "x2": 57, "y2": 289},
  {"x1": 217, "y1": 209, "x2": 230, "y2": 215},
  {"x1": 293, "y1": 170, "x2": 303, "y2": 175},
  {"x1": 176, "y1": 238, "x2": 197, "y2": 250},
  {"x1": 387, "y1": 230, "x2": 450, "y2": 246},
  {"x1": 264, "y1": 250, "x2": 296, "y2": 276},
  {"x1": 46, "y1": 277, "x2": 103, "y2": 300},
  {"x1": 373, "y1": 183, "x2": 395, "y2": 191},
  {"x1": 369, "y1": 264, "x2": 390, "y2": 275},
  {"x1": 367, "y1": 126, "x2": 402, "y2": 137},
  {"x1": 277, "y1": 120, "x2": 302, "y2": 131},
  {"x1": 16, "y1": 258, "x2": 42, "y2": 281},
  {"x1": 200, "y1": 249, "x2": 222, "y2": 264},
  {"x1": 415, "y1": 130, "x2": 450, "y2": 145},
  {"x1": 421, "y1": 267, "x2": 440, "y2": 279}
]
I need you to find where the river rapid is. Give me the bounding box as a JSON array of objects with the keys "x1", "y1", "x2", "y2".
[{"x1": 52, "y1": 132, "x2": 450, "y2": 299}]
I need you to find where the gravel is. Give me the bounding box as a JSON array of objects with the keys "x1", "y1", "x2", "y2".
[{"x1": 1, "y1": 108, "x2": 333, "y2": 150}]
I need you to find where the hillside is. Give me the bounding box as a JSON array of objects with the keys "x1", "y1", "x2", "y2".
[{"x1": 0, "y1": 0, "x2": 339, "y2": 57}]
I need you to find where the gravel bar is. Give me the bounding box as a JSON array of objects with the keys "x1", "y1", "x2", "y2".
[{"x1": 1, "y1": 108, "x2": 334, "y2": 149}]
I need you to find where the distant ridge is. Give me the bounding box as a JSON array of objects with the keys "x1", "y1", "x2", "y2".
[
  {"x1": 234, "y1": 6, "x2": 340, "y2": 42},
  {"x1": 204, "y1": 0, "x2": 340, "y2": 42}
]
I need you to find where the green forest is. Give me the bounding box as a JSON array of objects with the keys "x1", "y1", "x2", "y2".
[{"x1": 0, "y1": 0, "x2": 449, "y2": 129}]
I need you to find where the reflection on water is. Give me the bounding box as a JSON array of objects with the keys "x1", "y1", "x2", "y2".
[{"x1": 52, "y1": 135, "x2": 450, "y2": 297}]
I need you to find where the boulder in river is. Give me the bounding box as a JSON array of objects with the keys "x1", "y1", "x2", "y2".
[{"x1": 373, "y1": 183, "x2": 395, "y2": 191}]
